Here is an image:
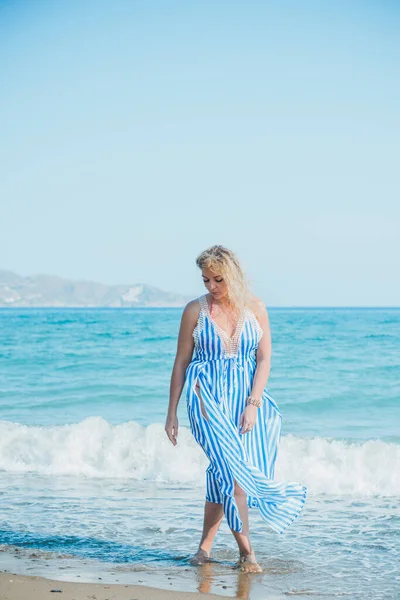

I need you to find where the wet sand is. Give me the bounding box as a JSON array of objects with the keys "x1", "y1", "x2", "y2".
[
  {"x1": 0, "y1": 572, "x2": 225, "y2": 600},
  {"x1": 0, "y1": 545, "x2": 286, "y2": 599}
]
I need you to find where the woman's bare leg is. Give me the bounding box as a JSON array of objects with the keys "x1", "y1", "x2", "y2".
[
  {"x1": 189, "y1": 500, "x2": 224, "y2": 564},
  {"x1": 230, "y1": 481, "x2": 262, "y2": 573}
]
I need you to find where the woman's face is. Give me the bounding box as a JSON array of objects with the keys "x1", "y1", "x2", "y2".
[{"x1": 201, "y1": 267, "x2": 228, "y2": 300}]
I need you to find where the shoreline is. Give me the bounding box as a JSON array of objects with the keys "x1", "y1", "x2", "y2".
[{"x1": 0, "y1": 545, "x2": 285, "y2": 600}]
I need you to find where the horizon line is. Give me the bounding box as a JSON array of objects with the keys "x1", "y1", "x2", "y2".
[{"x1": 0, "y1": 305, "x2": 399, "y2": 310}]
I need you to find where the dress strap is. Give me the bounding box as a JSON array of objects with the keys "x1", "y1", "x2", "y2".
[
  {"x1": 246, "y1": 308, "x2": 264, "y2": 343},
  {"x1": 193, "y1": 295, "x2": 208, "y2": 344},
  {"x1": 198, "y1": 294, "x2": 209, "y2": 314}
]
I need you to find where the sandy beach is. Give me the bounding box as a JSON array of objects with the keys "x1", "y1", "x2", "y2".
[{"x1": 0, "y1": 572, "x2": 226, "y2": 600}]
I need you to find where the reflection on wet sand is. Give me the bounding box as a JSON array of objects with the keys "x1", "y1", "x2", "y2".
[{"x1": 195, "y1": 559, "x2": 257, "y2": 599}]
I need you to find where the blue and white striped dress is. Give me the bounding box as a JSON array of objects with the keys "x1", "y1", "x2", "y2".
[{"x1": 185, "y1": 294, "x2": 307, "y2": 535}]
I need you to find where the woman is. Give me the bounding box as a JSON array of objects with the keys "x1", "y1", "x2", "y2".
[{"x1": 165, "y1": 245, "x2": 307, "y2": 573}]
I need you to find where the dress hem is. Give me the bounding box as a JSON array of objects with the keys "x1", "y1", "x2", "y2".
[
  {"x1": 205, "y1": 485, "x2": 308, "y2": 535},
  {"x1": 275, "y1": 486, "x2": 308, "y2": 535}
]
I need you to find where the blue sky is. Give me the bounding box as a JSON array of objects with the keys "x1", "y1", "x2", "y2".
[{"x1": 1, "y1": 0, "x2": 399, "y2": 306}]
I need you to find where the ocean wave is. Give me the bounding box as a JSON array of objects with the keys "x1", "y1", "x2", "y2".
[{"x1": 0, "y1": 417, "x2": 399, "y2": 496}]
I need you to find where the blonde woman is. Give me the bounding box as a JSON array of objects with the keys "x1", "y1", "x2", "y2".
[{"x1": 165, "y1": 245, "x2": 307, "y2": 573}]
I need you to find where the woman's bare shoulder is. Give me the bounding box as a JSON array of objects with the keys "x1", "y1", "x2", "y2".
[
  {"x1": 247, "y1": 295, "x2": 268, "y2": 319},
  {"x1": 181, "y1": 298, "x2": 201, "y2": 321}
]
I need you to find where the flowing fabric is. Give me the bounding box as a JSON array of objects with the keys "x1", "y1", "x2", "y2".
[{"x1": 185, "y1": 295, "x2": 307, "y2": 535}]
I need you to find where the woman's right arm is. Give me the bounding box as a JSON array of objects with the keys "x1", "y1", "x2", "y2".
[{"x1": 165, "y1": 300, "x2": 199, "y2": 446}]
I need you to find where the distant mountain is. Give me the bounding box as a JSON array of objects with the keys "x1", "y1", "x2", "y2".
[{"x1": 0, "y1": 270, "x2": 190, "y2": 307}]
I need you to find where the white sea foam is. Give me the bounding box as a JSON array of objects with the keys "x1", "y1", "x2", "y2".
[{"x1": 0, "y1": 417, "x2": 399, "y2": 496}]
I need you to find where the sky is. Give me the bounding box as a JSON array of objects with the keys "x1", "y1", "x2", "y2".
[{"x1": 1, "y1": 0, "x2": 399, "y2": 306}]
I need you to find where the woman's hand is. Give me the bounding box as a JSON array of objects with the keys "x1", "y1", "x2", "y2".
[
  {"x1": 239, "y1": 405, "x2": 258, "y2": 434},
  {"x1": 165, "y1": 413, "x2": 179, "y2": 446}
]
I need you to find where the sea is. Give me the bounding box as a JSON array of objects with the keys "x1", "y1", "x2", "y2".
[{"x1": 0, "y1": 307, "x2": 399, "y2": 600}]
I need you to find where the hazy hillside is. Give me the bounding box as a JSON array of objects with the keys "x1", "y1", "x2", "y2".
[{"x1": 0, "y1": 270, "x2": 190, "y2": 307}]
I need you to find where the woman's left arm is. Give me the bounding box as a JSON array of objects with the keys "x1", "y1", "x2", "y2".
[
  {"x1": 240, "y1": 299, "x2": 271, "y2": 434},
  {"x1": 250, "y1": 299, "x2": 272, "y2": 399}
]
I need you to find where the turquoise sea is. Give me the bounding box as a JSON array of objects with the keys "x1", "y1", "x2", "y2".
[{"x1": 0, "y1": 307, "x2": 399, "y2": 599}]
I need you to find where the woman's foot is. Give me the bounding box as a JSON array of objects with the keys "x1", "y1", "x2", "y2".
[
  {"x1": 189, "y1": 547, "x2": 210, "y2": 565},
  {"x1": 237, "y1": 549, "x2": 263, "y2": 573}
]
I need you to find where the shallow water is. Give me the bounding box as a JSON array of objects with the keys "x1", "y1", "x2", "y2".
[{"x1": 0, "y1": 307, "x2": 399, "y2": 599}]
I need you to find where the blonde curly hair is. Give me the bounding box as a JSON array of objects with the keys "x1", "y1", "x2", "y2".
[{"x1": 196, "y1": 245, "x2": 253, "y2": 313}]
